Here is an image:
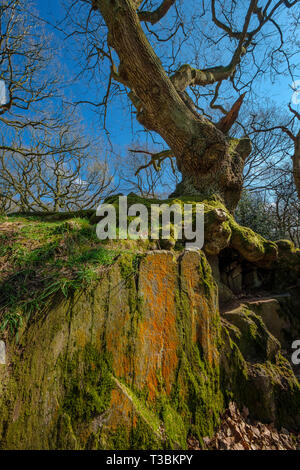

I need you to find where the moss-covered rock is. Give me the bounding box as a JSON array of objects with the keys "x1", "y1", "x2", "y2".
[
  {"x1": 0, "y1": 250, "x2": 224, "y2": 449},
  {"x1": 221, "y1": 305, "x2": 300, "y2": 430},
  {"x1": 229, "y1": 220, "x2": 278, "y2": 267},
  {"x1": 245, "y1": 356, "x2": 300, "y2": 429},
  {"x1": 92, "y1": 193, "x2": 283, "y2": 269},
  {"x1": 272, "y1": 240, "x2": 300, "y2": 289},
  {"x1": 220, "y1": 319, "x2": 249, "y2": 405},
  {"x1": 223, "y1": 305, "x2": 280, "y2": 363},
  {"x1": 244, "y1": 297, "x2": 292, "y2": 349},
  {"x1": 1, "y1": 198, "x2": 300, "y2": 449}
]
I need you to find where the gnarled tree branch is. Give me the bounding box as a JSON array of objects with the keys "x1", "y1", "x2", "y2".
[
  {"x1": 138, "y1": 0, "x2": 176, "y2": 25},
  {"x1": 171, "y1": 0, "x2": 257, "y2": 91},
  {"x1": 216, "y1": 93, "x2": 246, "y2": 134}
]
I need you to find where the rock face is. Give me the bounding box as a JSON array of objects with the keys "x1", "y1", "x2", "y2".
[
  {"x1": 0, "y1": 251, "x2": 223, "y2": 450},
  {"x1": 0, "y1": 204, "x2": 300, "y2": 450},
  {"x1": 244, "y1": 297, "x2": 292, "y2": 348},
  {"x1": 221, "y1": 301, "x2": 300, "y2": 429}
]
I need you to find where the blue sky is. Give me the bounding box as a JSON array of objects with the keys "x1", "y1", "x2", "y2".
[{"x1": 36, "y1": 0, "x2": 138, "y2": 152}]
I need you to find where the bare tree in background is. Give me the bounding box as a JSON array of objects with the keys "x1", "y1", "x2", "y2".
[
  {"x1": 249, "y1": 104, "x2": 300, "y2": 200},
  {"x1": 234, "y1": 105, "x2": 300, "y2": 244},
  {"x1": 273, "y1": 168, "x2": 300, "y2": 245},
  {"x1": 0, "y1": 124, "x2": 115, "y2": 213},
  {"x1": 63, "y1": 0, "x2": 300, "y2": 211},
  {"x1": 0, "y1": 0, "x2": 61, "y2": 134},
  {"x1": 0, "y1": 0, "x2": 116, "y2": 213},
  {"x1": 0, "y1": 179, "x2": 15, "y2": 214},
  {"x1": 236, "y1": 175, "x2": 300, "y2": 246},
  {"x1": 118, "y1": 145, "x2": 180, "y2": 197},
  {"x1": 278, "y1": 106, "x2": 300, "y2": 201}
]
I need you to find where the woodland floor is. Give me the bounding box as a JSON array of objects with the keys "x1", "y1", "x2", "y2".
[{"x1": 189, "y1": 402, "x2": 300, "y2": 451}]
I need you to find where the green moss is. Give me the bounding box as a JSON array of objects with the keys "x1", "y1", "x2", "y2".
[
  {"x1": 160, "y1": 403, "x2": 186, "y2": 449},
  {"x1": 5, "y1": 210, "x2": 95, "y2": 222},
  {"x1": 273, "y1": 355, "x2": 300, "y2": 428},
  {"x1": 118, "y1": 253, "x2": 145, "y2": 322},
  {"x1": 102, "y1": 193, "x2": 281, "y2": 267},
  {"x1": 172, "y1": 348, "x2": 223, "y2": 441},
  {"x1": 102, "y1": 248, "x2": 225, "y2": 448},
  {"x1": 227, "y1": 137, "x2": 240, "y2": 151},
  {"x1": 102, "y1": 193, "x2": 229, "y2": 249},
  {"x1": 116, "y1": 378, "x2": 161, "y2": 435},
  {"x1": 221, "y1": 312, "x2": 300, "y2": 429},
  {"x1": 105, "y1": 425, "x2": 129, "y2": 450},
  {"x1": 0, "y1": 215, "x2": 119, "y2": 336},
  {"x1": 170, "y1": 253, "x2": 224, "y2": 443},
  {"x1": 276, "y1": 239, "x2": 297, "y2": 252},
  {"x1": 55, "y1": 413, "x2": 78, "y2": 450},
  {"x1": 272, "y1": 240, "x2": 300, "y2": 289},
  {"x1": 100, "y1": 413, "x2": 161, "y2": 451},
  {"x1": 62, "y1": 343, "x2": 114, "y2": 424},
  {"x1": 224, "y1": 306, "x2": 280, "y2": 363},
  {"x1": 119, "y1": 252, "x2": 142, "y2": 286},
  {"x1": 100, "y1": 378, "x2": 163, "y2": 450},
  {"x1": 130, "y1": 417, "x2": 162, "y2": 450},
  {"x1": 220, "y1": 322, "x2": 249, "y2": 405},
  {"x1": 198, "y1": 253, "x2": 217, "y2": 297},
  {"x1": 2, "y1": 203, "x2": 300, "y2": 448},
  {"x1": 244, "y1": 357, "x2": 300, "y2": 427},
  {"x1": 229, "y1": 219, "x2": 278, "y2": 265}
]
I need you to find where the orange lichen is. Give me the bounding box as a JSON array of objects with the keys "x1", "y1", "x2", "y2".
[
  {"x1": 180, "y1": 251, "x2": 219, "y2": 366},
  {"x1": 134, "y1": 252, "x2": 179, "y2": 400}
]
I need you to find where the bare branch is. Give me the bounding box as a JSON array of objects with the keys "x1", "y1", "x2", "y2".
[
  {"x1": 216, "y1": 93, "x2": 246, "y2": 134},
  {"x1": 138, "y1": 0, "x2": 176, "y2": 25},
  {"x1": 129, "y1": 148, "x2": 173, "y2": 174}
]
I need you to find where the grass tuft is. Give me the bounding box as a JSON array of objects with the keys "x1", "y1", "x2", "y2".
[{"x1": 0, "y1": 215, "x2": 118, "y2": 335}]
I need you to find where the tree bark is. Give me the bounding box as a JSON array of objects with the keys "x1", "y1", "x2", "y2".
[{"x1": 95, "y1": 0, "x2": 251, "y2": 211}]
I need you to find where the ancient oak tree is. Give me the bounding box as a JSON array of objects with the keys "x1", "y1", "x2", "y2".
[{"x1": 75, "y1": 0, "x2": 299, "y2": 211}]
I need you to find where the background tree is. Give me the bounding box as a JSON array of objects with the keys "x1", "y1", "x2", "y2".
[
  {"x1": 0, "y1": 0, "x2": 61, "y2": 134},
  {"x1": 234, "y1": 105, "x2": 300, "y2": 245},
  {"x1": 118, "y1": 145, "x2": 179, "y2": 197},
  {"x1": 271, "y1": 168, "x2": 300, "y2": 245},
  {"x1": 0, "y1": 179, "x2": 15, "y2": 215},
  {"x1": 0, "y1": 0, "x2": 116, "y2": 214},
  {"x1": 249, "y1": 104, "x2": 300, "y2": 200},
  {"x1": 235, "y1": 184, "x2": 300, "y2": 246},
  {"x1": 0, "y1": 123, "x2": 115, "y2": 213}
]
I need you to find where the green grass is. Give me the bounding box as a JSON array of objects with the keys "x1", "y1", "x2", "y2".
[{"x1": 0, "y1": 215, "x2": 119, "y2": 336}]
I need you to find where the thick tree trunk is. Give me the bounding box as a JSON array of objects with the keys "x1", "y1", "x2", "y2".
[
  {"x1": 95, "y1": 0, "x2": 251, "y2": 211},
  {"x1": 169, "y1": 137, "x2": 251, "y2": 211}
]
